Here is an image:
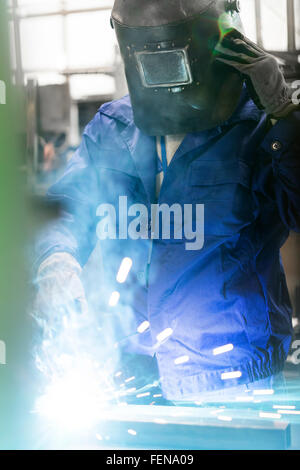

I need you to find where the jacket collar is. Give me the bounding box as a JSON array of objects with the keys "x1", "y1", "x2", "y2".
[
  {"x1": 99, "y1": 85, "x2": 264, "y2": 203},
  {"x1": 100, "y1": 84, "x2": 263, "y2": 128}
]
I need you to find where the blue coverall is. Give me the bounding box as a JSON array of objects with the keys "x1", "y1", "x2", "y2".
[{"x1": 36, "y1": 87, "x2": 300, "y2": 400}]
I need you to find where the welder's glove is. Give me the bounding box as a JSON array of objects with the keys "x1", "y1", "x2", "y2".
[
  {"x1": 215, "y1": 30, "x2": 297, "y2": 118},
  {"x1": 34, "y1": 252, "x2": 88, "y2": 329}
]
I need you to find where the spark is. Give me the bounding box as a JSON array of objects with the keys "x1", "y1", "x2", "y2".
[
  {"x1": 276, "y1": 410, "x2": 300, "y2": 415},
  {"x1": 137, "y1": 321, "x2": 150, "y2": 334},
  {"x1": 253, "y1": 389, "x2": 274, "y2": 396},
  {"x1": 153, "y1": 418, "x2": 167, "y2": 424},
  {"x1": 128, "y1": 429, "x2": 137, "y2": 436},
  {"x1": 211, "y1": 409, "x2": 225, "y2": 415},
  {"x1": 174, "y1": 355, "x2": 189, "y2": 365},
  {"x1": 217, "y1": 415, "x2": 232, "y2": 422},
  {"x1": 125, "y1": 376, "x2": 135, "y2": 383},
  {"x1": 115, "y1": 371, "x2": 122, "y2": 378},
  {"x1": 156, "y1": 328, "x2": 173, "y2": 343},
  {"x1": 153, "y1": 394, "x2": 162, "y2": 398},
  {"x1": 116, "y1": 257, "x2": 133, "y2": 283},
  {"x1": 136, "y1": 392, "x2": 151, "y2": 398},
  {"x1": 213, "y1": 344, "x2": 234, "y2": 356},
  {"x1": 273, "y1": 405, "x2": 296, "y2": 410},
  {"x1": 221, "y1": 371, "x2": 242, "y2": 380},
  {"x1": 259, "y1": 412, "x2": 281, "y2": 420},
  {"x1": 108, "y1": 291, "x2": 120, "y2": 307}
]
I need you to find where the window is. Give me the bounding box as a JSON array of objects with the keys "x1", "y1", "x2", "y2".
[{"x1": 9, "y1": 0, "x2": 300, "y2": 97}]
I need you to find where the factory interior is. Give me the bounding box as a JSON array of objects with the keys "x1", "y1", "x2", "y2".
[{"x1": 0, "y1": 0, "x2": 300, "y2": 451}]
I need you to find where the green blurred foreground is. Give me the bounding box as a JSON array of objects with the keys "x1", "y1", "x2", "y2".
[{"x1": 0, "y1": 0, "x2": 32, "y2": 449}]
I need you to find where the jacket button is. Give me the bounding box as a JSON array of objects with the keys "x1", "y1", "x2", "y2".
[{"x1": 271, "y1": 140, "x2": 282, "y2": 151}]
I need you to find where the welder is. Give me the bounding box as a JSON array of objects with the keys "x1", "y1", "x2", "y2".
[{"x1": 35, "y1": 0, "x2": 300, "y2": 401}]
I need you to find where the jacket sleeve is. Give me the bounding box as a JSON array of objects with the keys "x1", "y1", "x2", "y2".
[
  {"x1": 35, "y1": 116, "x2": 102, "y2": 269},
  {"x1": 253, "y1": 109, "x2": 300, "y2": 232}
]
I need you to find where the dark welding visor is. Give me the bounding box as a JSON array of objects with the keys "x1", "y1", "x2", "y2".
[
  {"x1": 112, "y1": 0, "x2": 244, "y2": 135},
  {"x1": 135, "y1": 48, "x2": 193, "y2": 88}
]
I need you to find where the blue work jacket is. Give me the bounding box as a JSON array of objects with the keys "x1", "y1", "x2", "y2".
[{"x1": 37, "y1": 87, "x2": 300, "y2": 400}]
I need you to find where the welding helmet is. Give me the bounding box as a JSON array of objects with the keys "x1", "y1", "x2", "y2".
[{"x1": 111, "y1": 0, "x2": 244, "y2": 136}]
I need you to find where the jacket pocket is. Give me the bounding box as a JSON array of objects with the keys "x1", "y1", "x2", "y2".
[
  {"x1": 188, "y1": 159, "x2": 255, "y2": 237},
  {"x1": 189, "y1": 159, "x2": 251, "y2": 191}
]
